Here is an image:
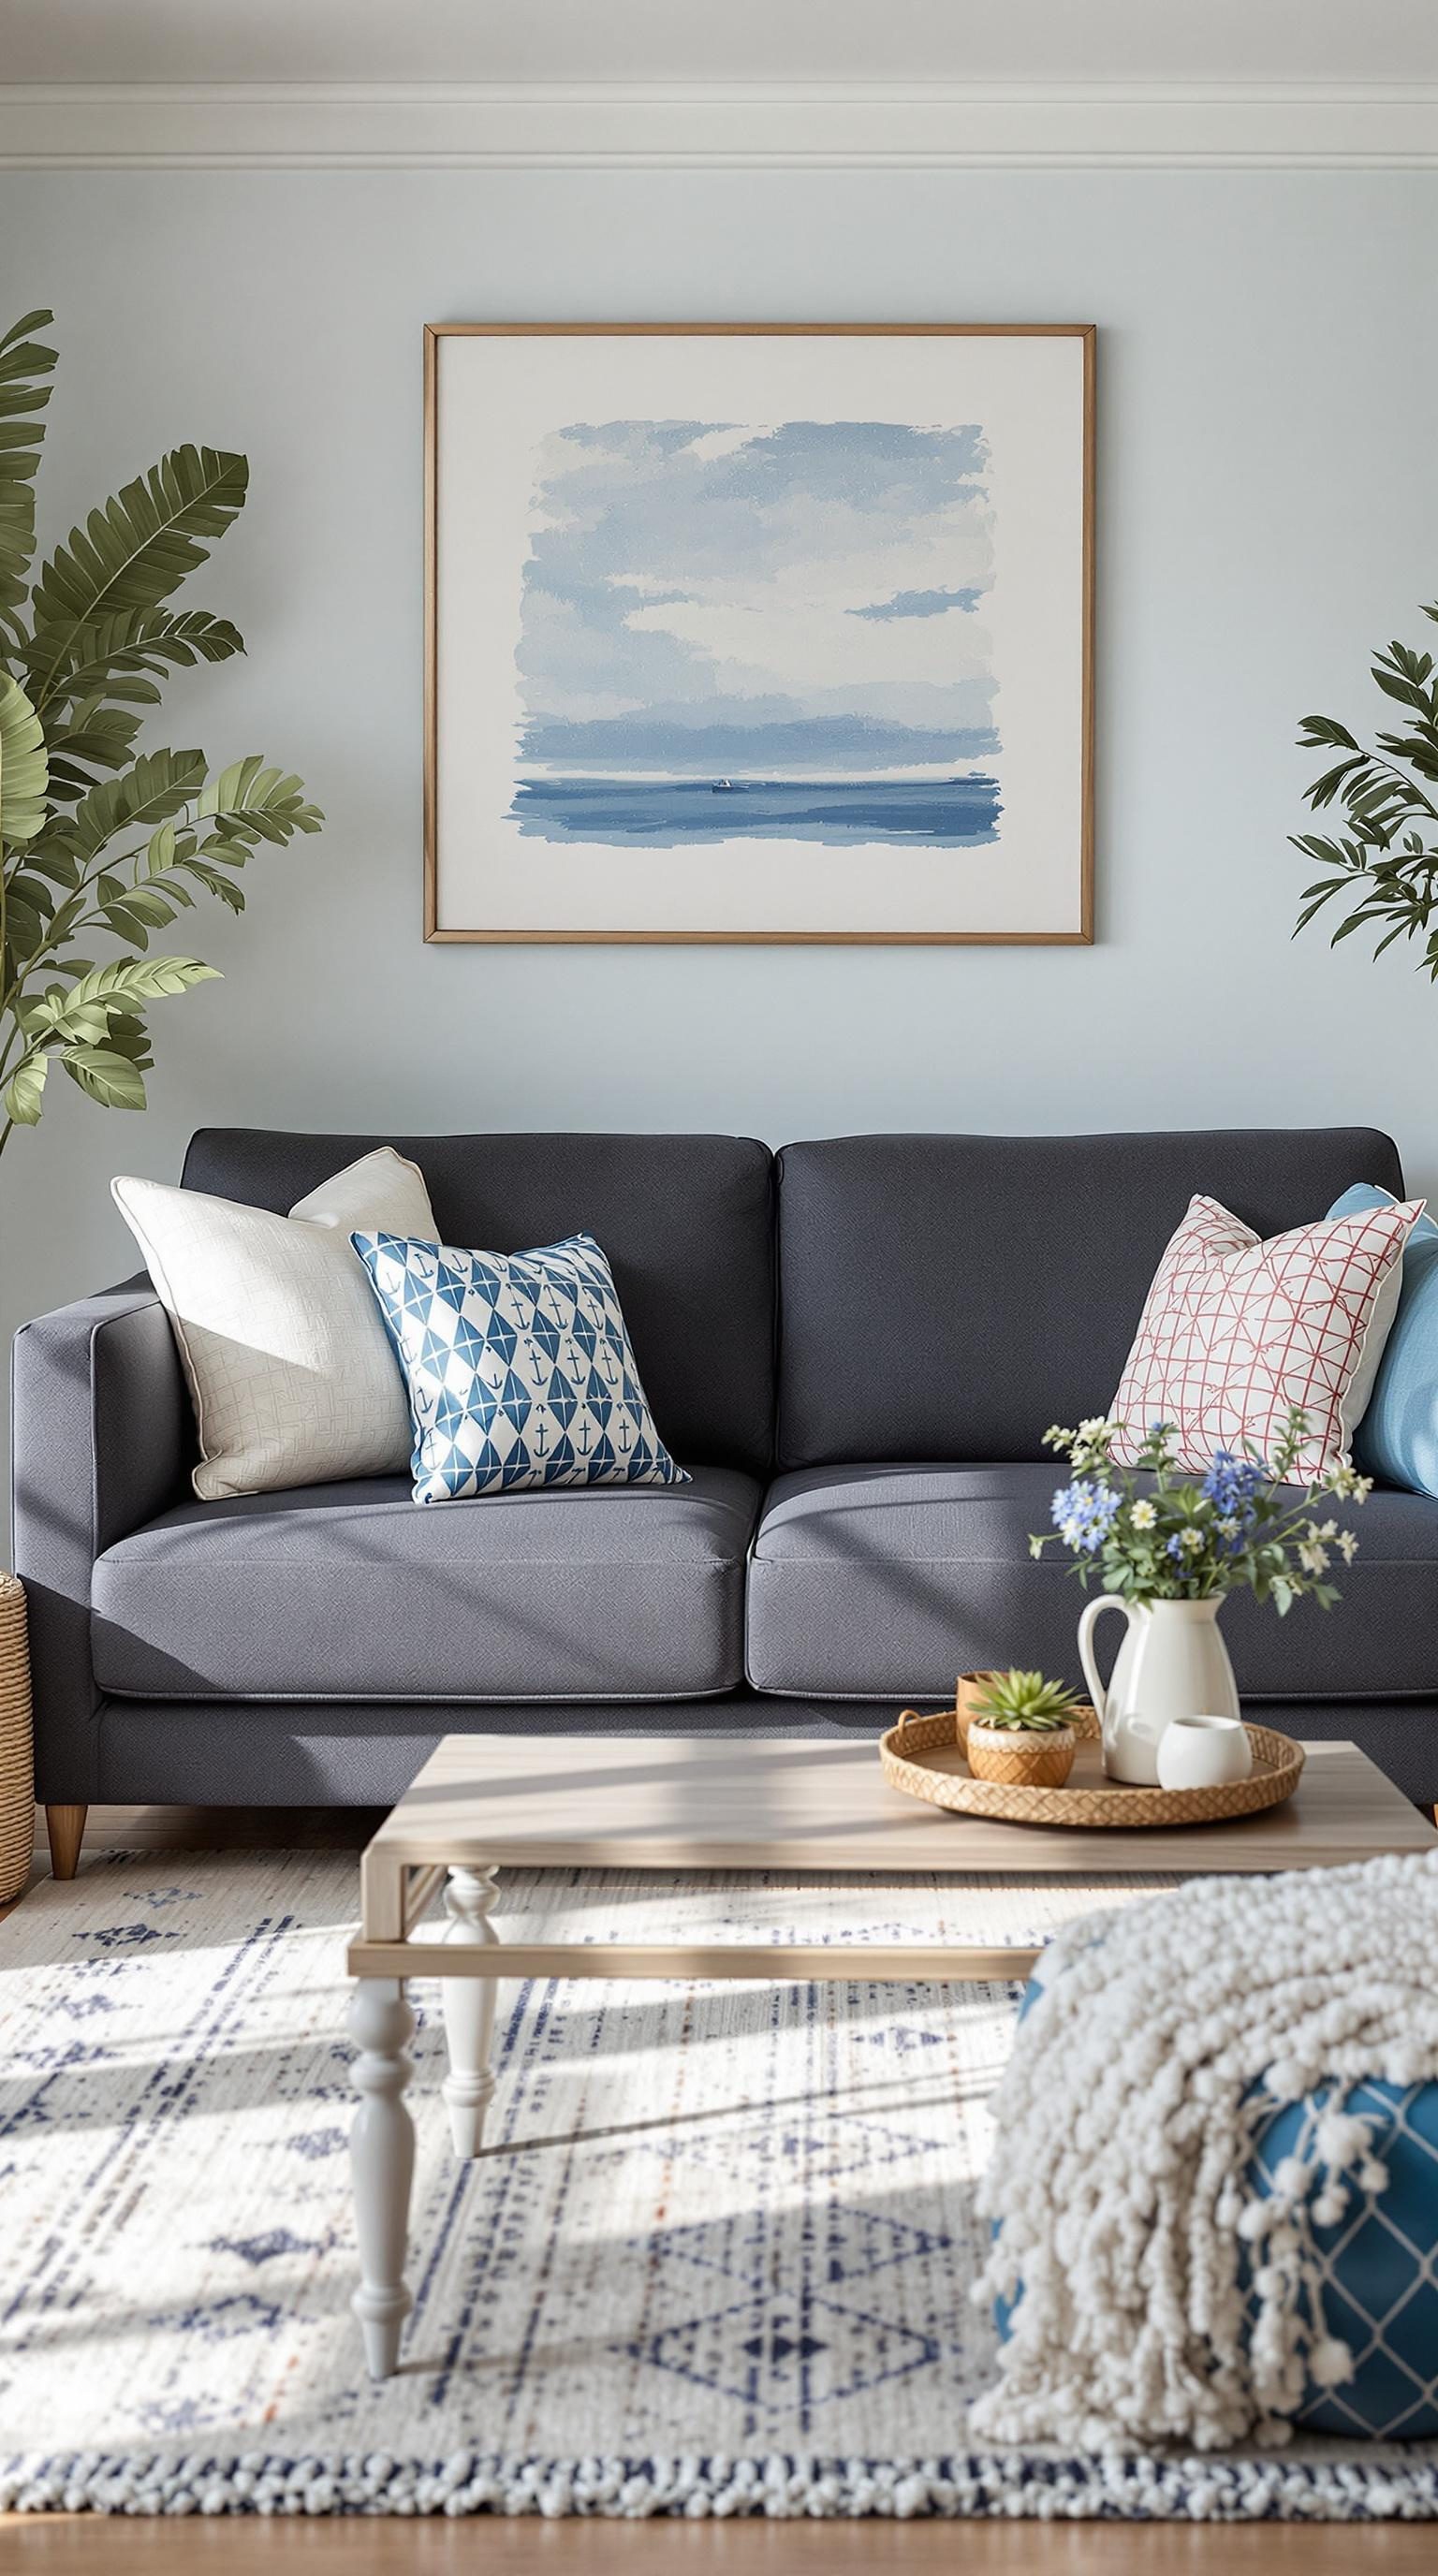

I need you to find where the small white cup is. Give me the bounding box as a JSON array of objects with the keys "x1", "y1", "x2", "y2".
[{"x1": 1155, "y1": 1713, "x2": 1254, "y2": 1793}]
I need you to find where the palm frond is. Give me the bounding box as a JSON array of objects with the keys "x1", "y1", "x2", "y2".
[
  {"x1": 0, "y1": 309, "x2": 321, "y2": 1153},
  {"x1": 0, "y1": 309, "x2": 56, "y2": 624},
  {"x1": 27, "y1": 446, "x2": 247, "y2": 706},
  {"x1": 0, "y1": 671, "x2": 48, "y2": 842},
  {"x1": 1294, "y1": 619, "x2": 1438, "y2": 972},
  {"x1": 196, "y1": 756, "x2": 325, "y2": 844},
  {"x1": 57, "y1": 747, "x2": 209, "y2": 865},
  {"x1": 41, "y1": 703, "x2": 144, "y2": 803},
  {"x1": 34, "y1": 607, "x2": 245, "y2": 713}
]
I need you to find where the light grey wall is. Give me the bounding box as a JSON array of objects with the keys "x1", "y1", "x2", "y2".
[{"x1": 2, "y1": 168, "x2": 1436, "y2": 1449}]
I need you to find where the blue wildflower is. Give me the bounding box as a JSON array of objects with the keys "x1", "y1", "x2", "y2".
[
  {"x1": 1052, "y1": 1480, "x2": 1122, "y2": 1556},
  {"x1": 1201, "y1": 1450, "x2": 1268, "y2": 1524}
]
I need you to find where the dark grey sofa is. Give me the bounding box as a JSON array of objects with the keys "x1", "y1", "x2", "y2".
[{"x1": 15, "y1": 1122, "x2": 1438, "y2": 1874}]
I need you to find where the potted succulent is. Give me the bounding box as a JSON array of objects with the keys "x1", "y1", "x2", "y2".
[{"x1": 963, "y1": 1670, "x2": 1085, "y2": 1789}]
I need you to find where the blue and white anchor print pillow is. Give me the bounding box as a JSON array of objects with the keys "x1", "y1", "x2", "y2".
[{"x1": 352, "y1": 1228, "x2": 689, "y2": 1503}]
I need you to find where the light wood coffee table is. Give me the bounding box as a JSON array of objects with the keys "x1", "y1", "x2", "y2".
[{"x1": 345, "y1": 1731, "x2": 1435, "y2": 2375}]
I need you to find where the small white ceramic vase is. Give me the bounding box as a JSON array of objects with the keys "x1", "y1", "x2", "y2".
[
  {"x1": 1154, "y1": 1712, "x2": 1254, "y2": 1793},
  {"x1": 1077, "y1": 1594, "x2": 1240, "y2": 1786}
]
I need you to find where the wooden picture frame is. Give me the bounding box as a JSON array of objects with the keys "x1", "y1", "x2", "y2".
[{"x1": 424, "y1": 323, "x2": 1095, "y2": 944}]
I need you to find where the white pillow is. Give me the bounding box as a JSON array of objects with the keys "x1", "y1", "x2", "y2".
[{"x1": 111, "y1": 1149, "x2": 439, "y2": 1500}]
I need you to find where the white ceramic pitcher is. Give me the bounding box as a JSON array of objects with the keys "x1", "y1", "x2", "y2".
[{"x1": 1076, "y1": 1594, "x2": 1240, "y2": 1785}]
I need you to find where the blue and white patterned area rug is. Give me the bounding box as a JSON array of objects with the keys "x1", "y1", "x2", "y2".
[{"x1": 2, "y1": 1850, "x2": 1436, "y2": 2522}]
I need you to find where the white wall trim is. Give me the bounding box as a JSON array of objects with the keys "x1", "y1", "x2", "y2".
[{"x1": 2, "y1": 81, "x2": 1438, "y2": 170}]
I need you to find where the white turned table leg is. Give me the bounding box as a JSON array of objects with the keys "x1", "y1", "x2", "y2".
[
  {"x1": 348, "y1": 1978, "x2": 416, "y2": 2378},
  {"x1": 440, "y1": 1865, "x2": 500, "y2": 2159}
]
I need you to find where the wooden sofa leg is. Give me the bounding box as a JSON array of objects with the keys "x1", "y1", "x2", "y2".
[{"x1": 46, "y1": 1804, "x2": 87, "y2": 1881}]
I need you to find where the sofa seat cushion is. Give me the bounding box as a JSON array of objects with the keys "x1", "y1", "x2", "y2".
[
  {"x1": 745, "y1": 1464, "x2": 1438, "y2": 1700},
  {"x1": 93, "y1": 1468, "x2": 761, "y2": 1703}
]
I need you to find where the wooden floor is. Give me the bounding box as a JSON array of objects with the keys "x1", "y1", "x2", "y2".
[
  {"x1": 3, "y1": 2524, "x2": 1435, "y2": 2573},
  {"x1": 1, "y1": 1802, "x2": 1425, "y2": 2571}
]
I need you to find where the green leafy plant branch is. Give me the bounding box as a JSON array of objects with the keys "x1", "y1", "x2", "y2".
[
  {"x1": 1032, "y1": 1410, "x2": 1371, "y2": 1616},
  {"x1": 1291, "y1": 606, "x2": 1438, "y2": 974},
  {"x1": 0, "y1": 307, "x2": 322, "y2": 1158}
]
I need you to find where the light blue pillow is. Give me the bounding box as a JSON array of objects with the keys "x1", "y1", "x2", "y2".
[
  {"x1": 353, "y1": 1227, "x2": 689, "y2": 1504},
  {"x1": 1328, "y1": 1182, "x2": 1438, "y2": 1496}
]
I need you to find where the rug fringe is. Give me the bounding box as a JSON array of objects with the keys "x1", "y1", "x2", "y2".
[{"x1": 4, "y1": 2449, "x2": 1437, "y2": 2520}]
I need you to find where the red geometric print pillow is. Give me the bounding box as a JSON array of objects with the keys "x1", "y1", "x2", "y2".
[{"x1": 1108, "y1": 1193, "x2": 1425, "y2": 1481}]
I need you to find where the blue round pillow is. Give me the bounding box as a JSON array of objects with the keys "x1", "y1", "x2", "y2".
[{"x1": 998, "y1": 1973, "x2": 1438, "y2": 2439}]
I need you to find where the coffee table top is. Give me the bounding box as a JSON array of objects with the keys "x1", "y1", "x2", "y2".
[{"x1": 358, "y1": 1732, "x2": 1434, "y2": 1941}]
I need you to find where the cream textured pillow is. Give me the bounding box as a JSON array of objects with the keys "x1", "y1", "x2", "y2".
[{"x1": 111, "y1": 1149, "x2": 439, "y2": 1500}]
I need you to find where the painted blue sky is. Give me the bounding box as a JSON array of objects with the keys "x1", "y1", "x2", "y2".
[{"x1": 515, "y1": 420, "x2": 998, "y2": 775}]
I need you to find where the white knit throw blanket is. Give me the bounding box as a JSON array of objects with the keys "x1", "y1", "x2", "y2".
[{"x1": 971, "y1": 1849, "x2": 1438, "y2": 2453}]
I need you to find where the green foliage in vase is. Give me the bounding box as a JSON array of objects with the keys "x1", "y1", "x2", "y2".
[
  {"x1": 1291, "y1": 604, "x2": 1438, "y2": 974},
  {"x1": 1032, "y1": 1411, "x2": 1370, "y2": 1613},
  {"x1": 0, "y1": 308, "x2": 323, "y2": 1154},
  {"x1": 967, "y1": 1670, "x2": 1082, "y2": 1732}
]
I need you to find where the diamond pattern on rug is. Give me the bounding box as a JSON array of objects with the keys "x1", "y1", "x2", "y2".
[{"x1": 624, "y1": 2199, "x2": 959, "y2": 2430}]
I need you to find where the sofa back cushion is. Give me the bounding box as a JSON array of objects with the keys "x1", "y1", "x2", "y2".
[
  {"x1": 181, "y1": 1132, "x2": 775, "y2": 1473},
  {"x1": 774, "y1": 1129, "x2": 1405, "y2": 1468}
]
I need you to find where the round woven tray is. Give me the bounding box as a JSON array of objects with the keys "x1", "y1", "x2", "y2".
[
  {"x1": 879, "y1": 1690, "x2": 1305, "y2": 1830},
  {"x1": 0, "y1": 1573, "x2": 34, "y2": 1904}
]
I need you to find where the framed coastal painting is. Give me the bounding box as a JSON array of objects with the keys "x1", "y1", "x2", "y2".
[{"x1": 424, "y1": 324, "x2": 1094, "y2": 944}]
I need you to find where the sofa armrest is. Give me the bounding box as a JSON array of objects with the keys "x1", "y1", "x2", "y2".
[{"x1": 11, "y1": 1275, "x2": 189, "y2": 1803}]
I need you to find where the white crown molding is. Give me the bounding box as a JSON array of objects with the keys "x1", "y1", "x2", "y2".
[{"x1": 1, "y1": 80, "x2": 1436, "y2": 170}]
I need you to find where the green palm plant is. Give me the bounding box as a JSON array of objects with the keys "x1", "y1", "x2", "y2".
[
  {"x1": 1291, "y1": 603, "x2": 1438, "y2": 973},
  {"x1": 0, "y1": 307, "x2": 322, "y2": 1158}
]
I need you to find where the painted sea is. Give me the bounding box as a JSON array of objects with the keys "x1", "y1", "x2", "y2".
[{"x1": 511, "y1": 774, "x2": 1002, "y2": 850}]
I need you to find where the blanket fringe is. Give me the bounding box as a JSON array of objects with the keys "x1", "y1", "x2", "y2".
[{"x1": 972, "y1": 1850, "x2": 1438, "y2": 2452}]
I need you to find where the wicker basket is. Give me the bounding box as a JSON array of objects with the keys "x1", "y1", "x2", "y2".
[
  {"x1": 0, "y1": 1574, "x2": 34, "y2": 1905},
  {"x1": 881, "y1": 1686, "x2": 1305, "y2": 1830}
]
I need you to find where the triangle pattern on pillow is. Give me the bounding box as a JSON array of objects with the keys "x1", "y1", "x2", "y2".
[{"x1": 353, "y1": 1227, "x2": 688, "y2": 1504}]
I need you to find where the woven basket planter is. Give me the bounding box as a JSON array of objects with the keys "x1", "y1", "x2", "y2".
[
  {"x1": 0, "y1": 1574, "x2": 34, "y2": 1906},
  {"x1": 964, "y1": 1721, "x2": 1078, "y2": 1790}
]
